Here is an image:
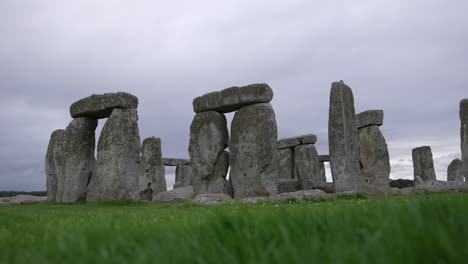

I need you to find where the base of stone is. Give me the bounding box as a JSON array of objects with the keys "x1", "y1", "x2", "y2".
[{"x1": 278, "y1": 179, "x2": 300, "y2": 193}]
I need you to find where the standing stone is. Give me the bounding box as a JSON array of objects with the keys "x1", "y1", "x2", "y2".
[
  {"x1": 412, "y1": 146, "x2": 437, "y2": 181},
  {"x1": 294, "y1": 144, "x2": 325, "y2": 189},
  {"x1": 230, "y1": 103, "x2": 279, "y2": 197},
  {"x1": 45, "y1": 129, "x2": 65, "y2": 202},
  {"x1": 447, "y1": 159, "x2": 463, "y2": 182},
  {"x1": 139, "y1": 137, "x2": 166, "y2": 200},
  {"x1": 277, "y1": 148, "x2": 294, "y2": 179},
  {"x1": 87, "y1": 109, "x2": 141, "y2": 201},
  {"x1": 328, "y1": 81, "x2": 363, "y2": 192},
  {"x1": 461, "y1": 99, "x2": 468, "y2": 182},
  {"x1": 54, "y1": 118, "x2": 97, "y2": 202},
  {"x1": 174, "y1": 165, "x2": 193, "y2": 189},
  {"x1": 319, "y1": 162, "x2": 326, "y2": 182}
]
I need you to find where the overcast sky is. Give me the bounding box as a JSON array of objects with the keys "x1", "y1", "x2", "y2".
[{"x1": 1, "y1": 0, "x2": 467, "y2": 191}]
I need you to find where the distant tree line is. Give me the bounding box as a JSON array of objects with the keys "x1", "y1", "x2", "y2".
[
  {"x1": 389, "y1": 179, "x2": 414, "y2": 189},
  {"x1": 0, "y1": 191, "x2": 47, "y2": 197}
]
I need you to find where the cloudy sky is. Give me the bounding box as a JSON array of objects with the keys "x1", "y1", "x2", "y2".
[{"x1": 1, "y1": 0, "x2": 467, "y2": 191}]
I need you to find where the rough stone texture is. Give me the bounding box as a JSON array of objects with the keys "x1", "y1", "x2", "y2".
[
  {"x1": 318, "y1": 155, "x2": 330, "y2": 162},
  {"x1": 461, "y1": 99, "x2": 468, "y2": 182},
  {"x1": 328, "y1": 81, "x2": 363, "y2": 192},
  {"x1": 55, "y1": 118, "x2": 97, "y2": 202},
  {"x1": 193, "y1": 193, "x2": 232, "y2": 205},
  {"x1": 191, "y1": 151, "x2": 233, "y2": 197},
  {"x1": 277, "y1": 148, "x2": 294, "y2": 179},
  {"x1": 316, "y1": 182, "x2": 335, "y2": 193},
  {"x1": 355, "y1": 110, "x2": 384, "y2": 129},
  {"x1": 414, "y1": 176, "x2": 424, "y2": 186},
  {"x1": 388, "y1": 187, "x2": 414, "y2": 195},
  {"x1": 319, "y1": 162, "x2": 326, "y2": 182},
  {"x1": 447, "y1": 159, "x2": 463, "y2": 182},
  {"x1": 193, "y1": 83, "x2": 273, "y2": 113},
  {"x1": 277, "y1": 134, "x2": 317, "y2": 149},
  {"x1": 230, "y1": 103, "x2": 279, "y2": 197},
  {"x1": 87, "y1": 109, "x2": 141, "y2": 201},
  {"x1": 173, "y1": 165, "x2": 193, "y2": 189},
  {"x1": 294, "y1": 144, "x2": 325, "y2": 190},
  {"x1": 278, "y1": 179, "x2": 300, "y2": 193},
  {"x1": 412, "y1": 146, "x2": 437, "y2": 181},
  {"x1": 70, "y1": 92, "x2": 138, "y2": 119},
  {"x1": 271, "y1": 189, "x2": 328, "y2": 201},
  {"x1": 153, "y1": 186, "x2": 194, "y2": 202},
  {"x1": 414, "y1": 180, "x2": 468, "y2": 193},
  {"x1": 139, "y1": 137, "x2": 166, "y2": 200},
  {"x1": 45, "y1": 129, "x2": 65, "y2": 202},
  {"x1": 162, "y1": 158, "x2": 191, "y2": 166},
  {"x1": 358, "y1": 125, "x2": 391, "y2": 190}
]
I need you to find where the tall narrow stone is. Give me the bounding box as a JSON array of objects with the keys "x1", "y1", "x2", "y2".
[
  {"x1": 87, "y1": 109, "x2": 141, "y2": 201},
  {"x1": 294, "y1": 144, "x2": 325, "y2": 189},
  {"x1": 45, "y1": 129, "x2": 65, "y2": 202},
  {"x1": 174, "y1": 165, "x2": 193, "y2": 189},
  {"x1": 230, "y1": 103, "x2": 278, "y2": 197},
  {"x1": 191, "y1": 151, "x2": 233, "y2": 196},
  {"x1": 139, "y1": 137, "x2": 166, "y2": 200},
  {"x1": 328, "y1": 81, "x2": 362, "y2": 192},
  {"x1": 277, "y1": 148, "x2": 294, "y2": 179},
  {"x1": 412, "y1": 146, "x2": 437, "y2": 181},
  {"x1": 461, "y1": 99, "x2": 468, "y2": 182},
  {"x1": 447, "y1": 159, "x2": 463, "y2": 182}
]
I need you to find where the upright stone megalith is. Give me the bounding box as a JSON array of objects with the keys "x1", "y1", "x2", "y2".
[
  {"x1": 461, "y1": 99, "x2": 468, "y2": 182},
  {"x1": 412, "y1": 146, "x2": 437, "y2": 181},
  {"x1": 87, "y1": 109, "x2": 141, "y2": 201},
  {"x1": 294, "y1": 144, "x2": 324, "y2": 189},
  {"x1": 139, "y1": 137, "x2": 166, "y2": 200},
  {"x1": 174, "y1": 165, "x2": 193, "y2": 189},
  {"x1": 328, "y1": 81, "x2": 362, "y2": 192},
  {"x1": 189, "y1": 111, "x2": 232, "y2": 196},
  {"x1": 45, "y1": 129, "x2": 65, "y2": 202},
  {"x1": 230, "y1": 103, "x2": 279, "y2": 197},
  {"x1": 447, "y1": 159, "x2": 463, "y2": 182}
]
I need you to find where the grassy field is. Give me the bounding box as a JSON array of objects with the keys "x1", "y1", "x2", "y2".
[{"x1": 1, "y1": 193, "x2": 467, "y2": 264}]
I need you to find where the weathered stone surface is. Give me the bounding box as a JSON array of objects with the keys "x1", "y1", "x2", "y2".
[
  {"x1": 316, "y1": 182, "x2": 335, "y2": 193},
  {"x1": 412, "y1": 146, "x2": 437, "y2": 181},
  {"x1": 295, "y1": 144, "x2": 325, "y2": 190},
  {"x1": 355, "y1": 110, "x2": 384, "y2": 129},
  {"x1": 277, "y1": 134, "x2": 317, "y2": 149},
  {"x1": 277, "y1": 148, "x2": 294, "y2": 179},
  {"x1": 230, "y1": 103, "x2": 279, "y2": 197},
  {"x1": 318, "y1": 155, "x2": 330, "y2": 162},
  {"x1": 193, "y1": 83, "x2": 273, "y2": 113},
  {"x1": 45, "y1": 129, "x2": 65, "y2": 202},
  {"x1": 87, "y1": 109, "x2": 141, "y2": 201},
  {"x1": 447, "y1": 159, "x2": 463, "y2": 182},
  {"x1": 319, "y1": 162, "x2": 326, "y2": 181},
  {"x1": 414, "y1": 180, "x2": 468, "y2": 193},
  {"x1": 328, "y1": 81, "x2": 363, "y2": 192},
  {"x1": 139, "y1": 137, "x2": 166, "y2": 200},
  {"x1": 153, "y1": 186, "x2": 194, "y2": 202},
  {"x1": 55, "y1": 118, "x2": 97, "y2": 202},
  {"x1": 70, "y1": 92, "x2": 138, "y2": 119},
  {"x1": 278, "y1": 179, "x2": 300, "y2": 193},
  {"x1": 388, "y1": 187, "x2": 414, "y2": 195},
  {"x1": 461, "y1": 99, "x2": 468, "y2": 182},
  {"x1": 173, "y1": 165, "x2": 193, "y2": 189},
  {"x1": 193, "y1": 193, "x2": 232, "y2": 205},
  {"x1": 358, "y1": 125, "x2": 390, "y2": 190},
  {"x1": 162, "y1": 158, "x2": 191, "y2": 166},
  {"x1": 192, "y1": 151, "x2": 233, "y2": 196},
  {"x1": 271, "y1": 189, "x2": 328, "y2": 201}
]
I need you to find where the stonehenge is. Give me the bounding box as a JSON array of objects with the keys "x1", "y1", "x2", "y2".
[
  {"x1": 139, "y1": 137, "x2": 166, "y2": 201},
  {"x1": 45, "y1": 129, "x2": 65, "y2": 202},
  {"x1": 461, "y1": 99, "x2": 468, "y2": 182},
  {"x1": 447, "y1": 159, "x2": 463, "y2": 182},
  {"x1": 412, "y1": 146, "x2": 437, "y2": 181},
  {"x1": 70, "y1": 92, "x2": 138, "y2": 119}
]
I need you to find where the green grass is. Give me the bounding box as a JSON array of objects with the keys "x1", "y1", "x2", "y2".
[{"x1": 1, "y1": 193, "x2": 467, "y2": 264}]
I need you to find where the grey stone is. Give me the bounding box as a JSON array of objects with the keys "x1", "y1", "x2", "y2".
[
  {"x1": 173, "y1": 165, "x2": 193, "y2": 189},
  {"x1": 191, "y1": 151, "x2": 233, "y2": 197},
  {"x1": 139, "y1": 137, "x2": 166, "y2": 200},
  {"x1": 45, "y1": 129, "x2": 65, "y2": 202},
  {"x1": 70, "y1": 92, "x2": 138, "y2": 119},
  {"x1": 277, "y1": 134, "x2": 317, "y2": 149},
  {"x1": 153, "y1": 186, "x2": 194, "y2": 202},
  {"x1": 414, "y1": 176, "x2": 424, "y2": 186},
  {"x1": 319, "y1": 162, "x2": 326, "y2": 181},
  {"x1": 315, "y1": 182, "x2": 335, "y2": 193},
  {"x1": 328, "y1": 81, "x2": 363, "y2": 192},
  {"x1": 388, "y1": 187, "x2": 414, "y2": 195},
  {"x1": 355, "y1": 110, "x2": 384, "y2": 129},
  {"x1": 5, "y1": 195, "x2": 47, "y2": 204},
  {"x1": 230, "y1": 103, "x2": 279, "y2": 197},
  {"x1": 318, "y1": 155, "x2": 330, "y2": 162},
  {"x1": 87, "y1": 109, "x2": 141, "y2": 201},
  {"x1": 277, "y1": 148, "x2": 294, "y2": 179},
  {"x1": 278, "y1": 179, "x2": 300, "y2": 193},
  {"x1": 447, "y1": 159, "x2": 463, "y2": 182},
  {"x1": 461, "y1": 99, "x2": 468, "y2": 181},
  {"x1": 193, "y1": 83, "x2": 273, "y2": 113},
  {"x1": 271, "y1": 189, "x2": 328, "y2": 201},
  {"x1": 193, "y1": 193, "x2": 232, "y2": 205},
  {"x1": 412, "y1": 146, "x2": 437, "y2": 181},
  {"x1": 358, "y1": 125, "x2": 391, "y2": 190},
  {"x1": 162, "y1": 158, "x2": 191, "y2": 166},
  {"x1": 56, "y1": 118, "x2": 97, "y2": 202},
  {"x1": 294, "y1": 144, "x2": 325, "y2": 189},
  {"x1": 414, "y1": 180, "x2": 468, "y2": 193}
]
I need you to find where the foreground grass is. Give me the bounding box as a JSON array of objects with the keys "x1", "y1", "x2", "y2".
[{"x1": 0, "y1": 193, "x2": 467, "y2": 264}]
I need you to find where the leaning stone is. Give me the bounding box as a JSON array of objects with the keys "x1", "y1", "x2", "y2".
[
  {"x1": 328, "y1": 81, "x2": 363, "y2": 192},
  {"x1": 412, "y1": 146, "x2": 437, "y2": 181},
  {"x1": 45, "y1": 129, "x2": 65, "y2": 202},
  {"x1": 414, "y1": 180, "x2": 468, "y2": 193},
  {"x1": 162, "y1": 158, "x2": 191, "y2": 166},
  {"x1": 70, "y1": 92, "x2": 138, "y2": 119},
  {"x1": 277, "y1": 148, "x2": 294, "y2": 180},
  {"x1": 87, "y1": 109, "x2": 141, "y2": 201},
  {"x1": 230, "y1": 103, "x2": 279, "y2": 197},
  {"x1": 277, "y1": 134, "x2": 317, "y2": 149},
  {"x1": 139, "y1": 137, "x2": 166, "y2": 200},
  {"x1": 153, "y1": 186, "x2": 195, "y2": 202},
  {"x1": 193, "y1": 193, "x2": 232, "y2": 205},
  {"x1": 461, "y1": 99, "x2": 468, "y2": 181},
  {"x1": 355, "y1": 110, "x2": 384, "y2": 129},
  {"x1": 295, "y1": 144, "x2": 325, "y2": 190},
  {"x1": 318, "y1": 155, "x2": 330, "y2": 162},
  {"x1": 278, "y1": 179, "x2": 300, "y2": 193},
  {"x1": 193, "y1": 83, "x2": 273, "y2": 113},
  {"x1": 173, "y1": 165, "x2": 193, "y2": 189},
  {"x1": 447, "y1": 159, "x2": 463, "y2": 182}
]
